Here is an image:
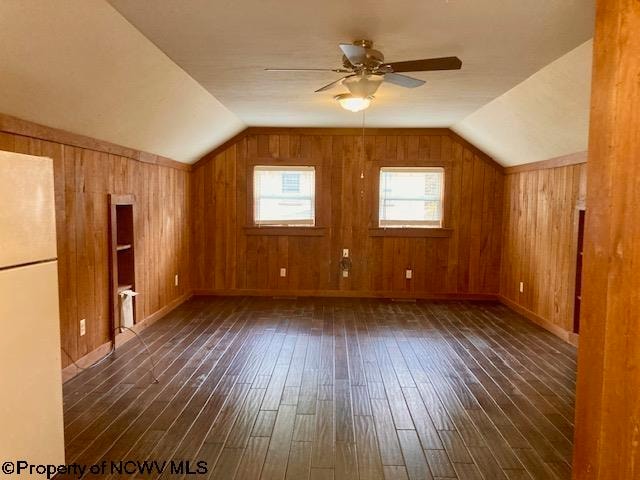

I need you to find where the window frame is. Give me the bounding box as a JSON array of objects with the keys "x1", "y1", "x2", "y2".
[
  {"x1": 372, "y1": 162, "x2": 450, "y2": 232},
  {"x1": 250, "y1": 163, "x2": 318, "y2": 227}
]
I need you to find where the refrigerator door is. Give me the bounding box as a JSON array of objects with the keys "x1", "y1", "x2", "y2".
[
  {"x1": 0, "y1": 261, "x2": 65, "y2": 470},
  {"x1": 0, "y1": 150, "x2": 57, "y2": 269}
]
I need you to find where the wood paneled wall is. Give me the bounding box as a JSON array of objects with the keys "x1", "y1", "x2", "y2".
[
  {"x1": 191, "y1": 128, "x2": 504, "y2": 298},
  {"x1": 500, "y1": 158, "x2": 587, "y2": 343},
  {"x1": 0, "y1": 116, "x2": 191, "y2": 368},
  {"x1": 573, "y1": 0, "x2": 640, "y2": 477}
]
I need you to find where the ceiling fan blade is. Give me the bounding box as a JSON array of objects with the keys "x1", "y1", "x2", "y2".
[
  {"x1": 265, "y1": 68, "x2": 350, "y2": 73},
  {"x1": 315, "y1": 75, "x2": 353, "y2": 92},
  {"x1": 384, "y1": 73, "x2": 426, "y2": 88},
  {"x1": 339, "y1": 43, "x2": 367, "y2": 66},
  {"x1": 385, "y1": 56, "x2": 462, "y2": 73}
]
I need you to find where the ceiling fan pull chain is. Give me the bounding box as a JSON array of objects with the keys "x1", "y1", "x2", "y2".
[
  {"x1": 360, "y1": 109, "x2": 366, "y2": 193},
  {"x1": 362, "y1": 108, "x2": 366, "y2": 165}
]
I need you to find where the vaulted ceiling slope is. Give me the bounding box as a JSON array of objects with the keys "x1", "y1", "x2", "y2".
[
  {"x1": 1, "y1": 1, "x2": 594, "y2": 166},
  {"x1": 109, "y1": 0, "x2": 594, "y2": 133},
  {"x1": 453, "y1": 40, "x2": 593, "y2": 167},
  {"x1": 0, "y1": 0, "x2": 244, "y2": 164}
]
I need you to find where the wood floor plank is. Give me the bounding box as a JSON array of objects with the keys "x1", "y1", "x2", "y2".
[
  {"x1": 260, "y1": 404, "x2": 297, "y2": 480},
  {"x1": 234, "y1": 436, "x2": 270, "y2": 480},
  {"x1": 383, "y1": 465, "x2": 409, "y2": 480},
  {"x1": 62, "y1": 297, "x2": 577, "y2": 480},
  {"x1": 402, "y1": 387, "x2": 443, "y2": 450},
  {"x1": 437, "y1": 430, "x2": 473, "y2": 464},
  {"x1": 252, "y1": 411, "x2": 277, "y2": 437},
  {"x1": 424, "y1": 449, "x2": 456, "y2": 478},
  {"x1": 311, "y1": 400, "x2": 335, "y2": 468},
  {"x1": 210, "y1": 447, "x2": 244, "y2": 479},
  {"x1": 397, "y1": 429, "x2": 433, "y2": 480},
  {"x1": 354, "y1": 415, "x2": 385, "y2": 480},
  {"x1": 285, "y1": 441, "x2": 312, "y2": 480},
  {"x1": 370, "y1": 398, "x2": 405, "y2": 466},
  {"x1": 334, "y1": 442, "x2": 358, "y2": 480},
  {"x1": 226, "y1": 388, "x2": 268, "y2": 448}
]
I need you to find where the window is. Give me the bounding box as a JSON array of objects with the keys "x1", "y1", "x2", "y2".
[
  {"x1": 281, "y1": 173, "x2": 300, "y2": 193},
  {"x1": 254, "y1": 166, "x2": 315, "y2": 226},
  {"x1": 379, "y1": 167, "x2": 444, "y2": 228}
]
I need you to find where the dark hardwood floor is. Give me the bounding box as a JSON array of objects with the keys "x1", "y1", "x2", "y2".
[{"x1": 61, "y1": 297, "x2": 576, "y2": 479}]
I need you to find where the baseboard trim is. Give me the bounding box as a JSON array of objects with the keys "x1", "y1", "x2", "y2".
[
  {"x1": 498, "y1": 295, "x2": 579, "y2": 347},
  {"x1": 61, "y1": 341, "x2": 114, "y2": 383},
  {"x1": 61, "y1": 292, "x2": 192, "y2": 383},
  {"x1": 192, "y1": 289, "x2": 499, "y2": 302}
]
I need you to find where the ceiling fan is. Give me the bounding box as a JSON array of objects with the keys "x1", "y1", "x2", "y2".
[{"x1": 266, "y1": 40, "x2": 462, "y2": 111}]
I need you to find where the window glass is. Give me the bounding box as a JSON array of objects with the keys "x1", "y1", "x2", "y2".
[
  {"x1": 379, "y1": 167, "x2": 444, "y2": 228},
  {"x1": 254, "y1": 166, "x2": 315, "y2": 226}
]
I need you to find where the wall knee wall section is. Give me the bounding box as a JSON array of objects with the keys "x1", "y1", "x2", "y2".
[{"x1": 0, "y1": 114, "x2": 192, "y2": 369}]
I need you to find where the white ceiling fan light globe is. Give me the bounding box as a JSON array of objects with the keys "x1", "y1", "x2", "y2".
[
  {"x1": 343, "y1": 74, "x2": 385, "y2": 97},
  {"x1": 334, "y1": 94, "x2": 373, "y2": 112}
]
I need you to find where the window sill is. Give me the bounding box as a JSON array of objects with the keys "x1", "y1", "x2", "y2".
[
  {"x1": 368, "y1": 227, "x2": 453, "y2": 238},
  {"x1": 244, "y1": 226, "x2": 327, "y2": 237}
]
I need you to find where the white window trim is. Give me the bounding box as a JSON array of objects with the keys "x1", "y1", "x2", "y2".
[
  {"x1": 253, "y1": 165, "x2": 316, "y2": 227},
  {"x1": 378, "y1": 166, "x2": 445, "y2": 229}
]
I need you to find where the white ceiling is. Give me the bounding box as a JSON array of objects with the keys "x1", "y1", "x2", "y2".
[
  {"x1": 0, "y1": 0, "x2": 244, "y2": 163},
  {"x1": 0, "y1": 1, "x2": 595, "y2": 165},
  {"x1": 453, "y1": 40, "x2": 593, "y2": 167},
  {"x1": 109, "y1": 0, "x2": 594, "y2": 130}
]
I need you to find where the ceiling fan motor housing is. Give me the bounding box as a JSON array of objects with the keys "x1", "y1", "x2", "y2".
[{"x1": 342, "y1": 40, "x2": 385, "y2": 72}]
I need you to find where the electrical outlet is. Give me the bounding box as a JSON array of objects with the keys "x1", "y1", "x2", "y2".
[
  {"x1": 174, "y1": 274, "x2": 179, "y2": 286},
  {"x1": 405, "y1": 269, "x2": 413, "y2": 279},
  {"x1": 342, "y1": 248, "x2": 349, "y2": 258},
  {"x1": 280, "y1": 268, "x2": 287, "y2": 277},
  {"x1": 79, "y1": 319, "x2": 86, "y2": 337},
  {"x1": 519, "y1": 281, "x2": 524, "y2": 293},
  {"x1": 342, "y1": 270, "x2": 349, "y2": 278}
]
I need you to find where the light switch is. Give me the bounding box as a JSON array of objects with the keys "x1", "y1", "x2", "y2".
[
  {"x1": 405, "y1": 269, "x2": 413, "y2": 279},
  {"x1": 79, "y1": 319, "x2": 86, "y2": 337},
  {"x1": 519, "y1": 281, "x2": 524, "y2": 293},
  {"x1": 280, "y1": 268, "x2": 287, "y2": 277},
  {"x1": 342, "y1": 249, "x2": 349, "y2": 258},
  {"x1": 342, "y1": 270, "x2": 349, "y2": 278}
]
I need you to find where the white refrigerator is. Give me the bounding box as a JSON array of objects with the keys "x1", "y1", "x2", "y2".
[{"x1": 0, "y1": 151, "x2": 65, "y2": 473}]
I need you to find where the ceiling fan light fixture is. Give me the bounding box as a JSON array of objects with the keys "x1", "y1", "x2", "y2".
[
  {"x1": 343, "y1": 74, "x2": 384, "y2": 97},
  {"x1": 335, "y1": 93, "x2": 373, "y2": 112}
]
